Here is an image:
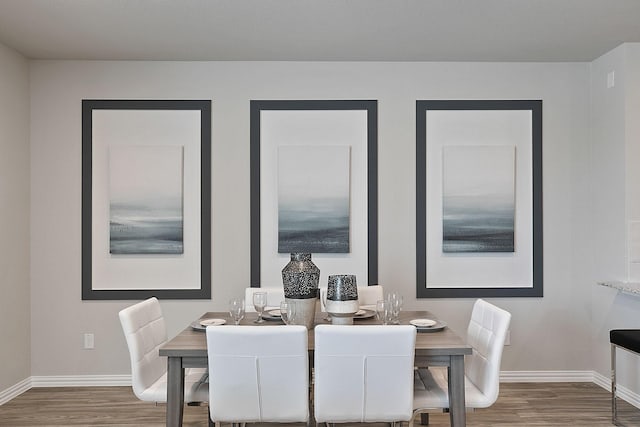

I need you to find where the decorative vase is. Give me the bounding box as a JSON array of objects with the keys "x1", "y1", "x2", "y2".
[
  {"x1": 325, "y1": 274, "x2": 359, "y2": 325},
  {"x1": 282, "y1": 253, "x2": 320, "y2": 329}
]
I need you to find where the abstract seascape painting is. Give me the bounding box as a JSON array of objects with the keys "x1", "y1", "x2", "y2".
[
  {"x1": 109, "y1": 145, "x2": 184, "y2": 254},
  {"x1": 278, "y1": 145, "x2": 350, "y2": 253},
  {"x1": 442, "y1": 145, "x2": 515, "y2": 253}
]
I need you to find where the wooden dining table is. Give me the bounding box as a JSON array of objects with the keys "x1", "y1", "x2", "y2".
[{"x1": 159, "y1": 309, "x2": 472, "y2": 427}]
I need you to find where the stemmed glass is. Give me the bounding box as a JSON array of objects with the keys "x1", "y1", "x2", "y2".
[
  {"x1": 252, "y1": 292, "x2": 267, "y2": 323},
  {"x1": 386, "y1": 292, "x2": 403, "y2": 324},
  {"x1": 376, "y1": 300, "x2": 391, "y2": 325},
  {"x1": 228, "y1": 298, "x2": 245, "y2": 325},
  {"x1": 280, "y1": 300, "x2": 296, "y2": 325}
]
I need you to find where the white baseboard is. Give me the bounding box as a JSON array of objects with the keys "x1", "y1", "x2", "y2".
[
  {"x1": 30, "y1": 374, "x2": 131, "y2": 388},
  {"x1": 500, "y1": 371, "x2": 640, "y2": 410},
  {"x1": 500, "y1": 370, "x2": 596, "y2": 383},
  {"x1": 592, "y1": 371, "x2": 640, "y2": 409},
  {"x1": 0, "y1": 377, "x2": 31, "y2": 406},
  {"x1": 0, "y1": 375, "x2": 131, "y2": 406},
  {"x1": 592, "y1": 371, "x2": 611, "y2": 390}
]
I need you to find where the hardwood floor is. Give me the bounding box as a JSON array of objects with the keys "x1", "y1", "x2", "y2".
[{"x1": 0, "y1": 383, "x2": 638, "y2": 426}]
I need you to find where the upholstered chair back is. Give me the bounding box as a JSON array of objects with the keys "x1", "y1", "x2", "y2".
[
  {"x1": 465, "y1": 299, "x2": 512, "y2": 406},
  {"x1": 118, "y1": 297, "x2": 168, "y2": 401},
  {"x1": 319, "y1": 285, "x2": 384, "y2": 311},
  {"x1": 314, "y1": 324, "x2": 416, "y2": 423},
  {"x1": 206, "y1": 325, "x2": 309, "y2": 423},
  {"x1": 244, "y1": 287, "x2": 286, "y2": 312},
  {"x1": 356, "y1": 285, "x2": 384, "y2": 308}
]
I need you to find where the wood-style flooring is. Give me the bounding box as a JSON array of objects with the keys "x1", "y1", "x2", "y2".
[{"x1": 0, "y1": 382, "x2": 638, "y2": 426}]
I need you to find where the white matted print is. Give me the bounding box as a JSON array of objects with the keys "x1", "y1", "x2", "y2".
[
  {"x1": 426, "y1": 109, "x2": 533, "y2": 289},
  {"x1": 278, "y1": 145, "x2": 351, "y2": 254},
  {"x1": 259, "y1": 109, "x2": 369, "y2": 287},
  {"x1": 91, "y1": 109, "x2": 201, "y2": 291},
  {"x1": 442, "y1": 145, "x2": 515, "y2": 253},
  {"x1": 109, "y1": 145, "x2": 184, "y2": 254}
]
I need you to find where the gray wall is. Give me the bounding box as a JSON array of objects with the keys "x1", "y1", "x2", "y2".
[
  {"x1": 590, "y1": 43, "x2": 640, "y2": 394},
  {"x1": 0, "y1": 42, "x2": 30, "y2": 391},
  {"x1": 29, "y1": 60, "x2": 592, "y2": 377}
]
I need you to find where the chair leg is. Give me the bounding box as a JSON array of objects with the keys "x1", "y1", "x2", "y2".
[
  {"x1": 409, "y1": 410, "x2": 427, "y2": 427},
  {"x1": 612, "y1": 344, "x2": 618, "y2": 426},
  {"x1": 207, "y1": 406, "x2": 214, "y2": 427}
]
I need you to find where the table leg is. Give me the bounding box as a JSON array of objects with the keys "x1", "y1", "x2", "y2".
[
  {"x1": 420, "y1": 413, "x2": 430, "y2": 425},
  {"x1": 166, "y1": 356, "x2": 185, "y2": 427},
  {"x1": 448, "y1": 355, "x2": 466, "y2": 427}
]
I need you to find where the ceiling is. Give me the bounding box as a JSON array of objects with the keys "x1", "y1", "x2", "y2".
[{"x1": 0, "y1": 0, "x2": 639, "y2": 62}]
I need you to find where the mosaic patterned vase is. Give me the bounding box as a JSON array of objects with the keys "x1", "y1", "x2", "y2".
[
  {"x1": 326, "y1": 274, "x2": 359, "y2": 325},
  {"x1": 282, "y1": 253, "x2": 320, "y2": 299},
  {"x1": 282, "y1": 253, "x2": 320, "y2": 329}
]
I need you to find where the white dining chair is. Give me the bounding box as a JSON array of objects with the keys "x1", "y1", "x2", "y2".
[
  {"x1": 411, "y1": 299, "x2": 511, "y2": 426},
  {"x1": 357, "y1": 285, "x2": 385, "y2": 309},
  {"x1": 206, "y1": 325, "x2": 309, "y2": 425},
  {"x1": 244, "y1": 286, "x2": 285, "y2": 312},
  {"x1": 314, "y1": 324, "x2": 416, "y2": 425},
  {"x1": 118, "y1": 297, "x2": 209, "y2": 404},
  {"x1": 319, "y1": 285, "x2": 384, "y2": 311}
]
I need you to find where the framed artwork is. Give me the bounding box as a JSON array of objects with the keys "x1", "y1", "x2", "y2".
[
  {"x1": 250, "y1": 100, "x2": 378, "y2": 288},
  {"x1": 82, "y1": 99, "x2": 211, "y2": 300},
  {"x1": 109, "y1": 145, "x2": 185, "y2": 255},
  {"x1": 442, "y1": 145, "x2": 515, "y2": 253},
  {"x1": 278, "y1": 145, "x2": 351, "y2": 254},
  {"x1": 416, "y1": 100, "x2": 542, "y2": 298}
]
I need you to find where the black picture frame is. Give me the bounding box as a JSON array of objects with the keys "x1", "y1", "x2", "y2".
[
  {"x1": 250, "y1": 100, "x2": 378, "y2": 287},
  {"x1": 82, "y1": 99, "x2": 211, "y2": 300},
  {"x1": 416, "y1": 100, "x2": 543, "y2": 298}
]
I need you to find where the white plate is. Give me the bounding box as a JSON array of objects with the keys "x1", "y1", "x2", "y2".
[
  {"x1": 354, "y1": 309, "x2": 376, "y2": 319},
  {"x1": 410, "y1": 318, "x2": 437, "y2": 328},
  {"x1": 262, "y1": 309, "x2": 282, "y2": 321},
  {"x1": 199, "y1": 318, "x2": 226, "y2": 327}
]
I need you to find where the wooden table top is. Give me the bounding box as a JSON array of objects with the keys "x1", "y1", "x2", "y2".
[{"x1": 159, "y1": 310, "x2": 471, "y2": 358}]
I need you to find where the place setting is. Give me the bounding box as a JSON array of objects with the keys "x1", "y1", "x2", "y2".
[
  {"x1": 190, "y1": 317, "x2": 227, "y2": 331},
  {"x1": 261, "y1": 308, "x2": 283, "y2": 321},
  {"x1": 409, "y1": 318, "x2": 447, "y2": 332},
  {"x1": 353, "y1": 308, "x2": 376, "y2": 320},
  {"x1": 249, "y1": 300, "x2": 297, "y2": 324}
]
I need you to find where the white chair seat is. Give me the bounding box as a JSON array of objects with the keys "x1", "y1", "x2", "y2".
[
  {"x1": 414, "y1": 367, "x2": 492, "y2": 409},
  {"x1": 138, "y1": 368, "x2": 209, "y2": 403},
  {"x1": 411, "y1": 299, "x2": 511, "y2": 426},
  {"x1": 119, "y1": 297, "x2": 210, "y2": 405}
]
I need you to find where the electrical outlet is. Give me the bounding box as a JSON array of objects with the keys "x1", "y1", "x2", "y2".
[
  {"x1": 84, "y1": 333, "x2": 94, "y2": 349},
  {"x1": 504, "y1": 330, "x2": 511, "y2": 346}
]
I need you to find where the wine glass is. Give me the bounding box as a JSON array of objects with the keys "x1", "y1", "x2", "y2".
[
  {"x1": 228, "y1": 298, "x2": 245, "y2": 325},
  {"x1": 252, "y1": 292, "x2": 267, "y2": 323},
  {"x1": 386, "y1": 292, "x2": 403, "y2": 324},
  {"x1": 376, "y1": 300, "x2": 391, "y2": 325},
  {"x1": 280, "y1": 300, "x2": 296, "y2": 325}
]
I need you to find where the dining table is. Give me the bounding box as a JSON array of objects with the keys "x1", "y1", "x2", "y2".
[{"x1": 159, "y1": 309, "x2": 472, "y2": 427}]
